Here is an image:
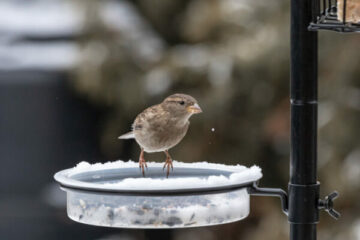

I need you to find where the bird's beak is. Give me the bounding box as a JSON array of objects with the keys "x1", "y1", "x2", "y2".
[{"x1": 187, "y1": 103, "x2": 202, "y2": 114}]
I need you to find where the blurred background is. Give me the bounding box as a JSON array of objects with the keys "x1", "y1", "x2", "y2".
[{"x1": 0, "y1": 0, "x2": 359, "y2": 239}]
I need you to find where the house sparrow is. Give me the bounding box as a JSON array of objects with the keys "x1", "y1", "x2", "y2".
[{"x1": 118, "y1": 93, "x2": 202, "y2": 177}]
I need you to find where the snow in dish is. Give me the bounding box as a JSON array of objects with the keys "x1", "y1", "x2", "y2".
[{"x1": 58, "y1": 160, "x2": 262, "y2": 192}]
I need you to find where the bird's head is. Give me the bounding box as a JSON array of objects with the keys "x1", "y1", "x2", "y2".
[{"x1": 162, "y1": 93, "x2": 202, "y2": 120}]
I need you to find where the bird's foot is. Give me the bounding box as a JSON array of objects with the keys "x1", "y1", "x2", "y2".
[
  {"x1": 163, "y1": 158, "x2": 173, "y2": 178},
  {"x1": 139, "y1": 157, "x2": 147, "y2": 177}
]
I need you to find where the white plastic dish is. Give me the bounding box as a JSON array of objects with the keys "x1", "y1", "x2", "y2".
[{"x1": 54, "y1": 160, "x2": 262, "y2": 228}]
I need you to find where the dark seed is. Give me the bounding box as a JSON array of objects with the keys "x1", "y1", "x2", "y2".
[
  {"x1": 136, "y1": 209, "x2": 145, "y2": 215},
  {"x1": 170, "y1": 209, "x2": 178, "y2": 214},
  {"x1": 133, "y1": 220, "x2": 142, "y2": 225},
  {"x1": 107, "y1": 209, "x2": 114, "y2": 220},
  {"x1": 142, "y1": 204, "x2": 152, "y2": 210},
  {"x1": 163, "y1": 217, "x2": 182, "y2": 226},
  {"x1": 153, "y1": 208, "x2": 160, "y2": 216}
]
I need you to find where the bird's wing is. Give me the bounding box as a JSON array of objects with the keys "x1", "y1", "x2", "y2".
[
  {"x1": 118, "y1": 131, "x2": 135, "y2": 139},
  {"x1": 119, "y1": 105, "x2": 163, "y2": 140},
  {"x1": 134, "y1": 104, "x2": 166, "y2": 128}
]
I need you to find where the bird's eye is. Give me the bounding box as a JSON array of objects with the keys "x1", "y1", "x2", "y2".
[{"x1": 179, "y1": 101, "x2": 185, "y2": 105}]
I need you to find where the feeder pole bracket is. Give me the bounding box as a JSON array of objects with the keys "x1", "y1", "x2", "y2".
[{"x1": 248, "y1": 182, "x2": 288, "y2": 215}]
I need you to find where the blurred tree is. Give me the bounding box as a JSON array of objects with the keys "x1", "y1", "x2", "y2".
[{"x1": 69, "y1": 0, "x2": 360, "y2": 239}]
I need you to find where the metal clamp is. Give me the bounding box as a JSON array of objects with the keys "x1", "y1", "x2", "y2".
[
  {"x1": 318, "y1": 191, "x2": 340, "y2": 220},
  {"x1": 288, "y1": 182, "x2": 320, "y2": 224},
  {"x1": 248, "y1": 182, "x2": 288, "y2": 215}
]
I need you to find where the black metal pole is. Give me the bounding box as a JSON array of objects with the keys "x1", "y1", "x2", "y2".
[{"x1": 289, "y1": 0, "x2": 319, "y2": 240}]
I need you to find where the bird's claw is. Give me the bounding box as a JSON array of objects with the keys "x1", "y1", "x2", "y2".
[
  {"x1": 139, "y1": 159, "x2": 147, "y2": 177},
  {"x1": 163, "y1": 158, "x2": 173, "y2": 178}
]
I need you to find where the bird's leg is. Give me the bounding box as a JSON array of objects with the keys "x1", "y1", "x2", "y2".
[
  {"x1": 163, "y1": 150, "x2": 173, "y2": 178},
  {"x1": 139, "y1": 148, "x2": 147, "y2": 177}
]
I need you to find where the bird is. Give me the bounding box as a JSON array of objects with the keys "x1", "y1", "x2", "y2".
[{"x1": 118, "y1": 93, "x2": 202, "y2": 177}]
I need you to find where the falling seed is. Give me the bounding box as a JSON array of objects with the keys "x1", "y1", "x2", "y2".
[{"x1": 211, "y1": 128, "x2": 215, "y2": 132}]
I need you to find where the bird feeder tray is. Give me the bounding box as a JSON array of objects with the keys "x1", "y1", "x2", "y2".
[
  {"x1": 54, "y1": 161, "x2": 265, "y2": 229},
  {"x1": 309, "y1": 0, "x2": 360, "y2": 32}
]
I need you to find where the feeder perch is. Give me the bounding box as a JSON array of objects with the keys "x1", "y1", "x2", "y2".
[{"x1": 309, "y1": 0, "x2": 360, "y2": 32}]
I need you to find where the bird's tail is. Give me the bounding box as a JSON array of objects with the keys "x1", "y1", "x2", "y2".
[{"x1": 118, "y1": 131, "x2": 135, "y2": 139}]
